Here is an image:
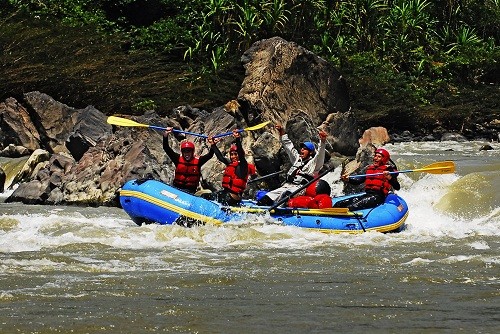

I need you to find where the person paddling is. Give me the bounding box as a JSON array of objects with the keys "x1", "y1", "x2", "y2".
[
  {"x1": 333, "y1": 148, "x2": 400, "y2": 210},
  {"x1": 163, "y1": 127, "x2": 214, "y2": 194}
]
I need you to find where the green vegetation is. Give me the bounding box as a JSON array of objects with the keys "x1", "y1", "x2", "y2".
[
  {"x1": 4, "y1": 0, "x2": 498, "y2": 80},
  {"x1": 1, "y1": 0, "x2": 499, "y2": 134}
]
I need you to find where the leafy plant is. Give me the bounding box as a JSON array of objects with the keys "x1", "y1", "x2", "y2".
[
  {"x1": 2, "y1": 0, "x2": 499, "y2": 91},
  {"x1": 233, "y1": 0, "x2": 263, "y2": 51},
  {"x1": 261, "y1": 0, "x2": 290, "y2": 36},
  {"x1": 132, "y1": 99, "x2": 157, "y2": 113}
]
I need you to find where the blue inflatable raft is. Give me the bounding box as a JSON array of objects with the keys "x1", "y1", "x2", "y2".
[{"x1": 119, "y1": 179, "x2": 409, "y2": 233}]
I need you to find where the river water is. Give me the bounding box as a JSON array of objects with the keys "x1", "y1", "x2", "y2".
[{"x1": 1, "y1": 141, "x2": 499, "y2": 333}]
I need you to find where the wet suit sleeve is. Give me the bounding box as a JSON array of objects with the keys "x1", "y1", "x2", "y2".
[
  {"x1": 312, "y1": 139, "x2": 326, "y2": 174},
  {"x1": 198, "y1": 145, "x2": 215, "y2": 166},
  {"x1": 163, "y1": 135, "x2": 180, "y2": 165},
  {"x1": 388, "y1": 166, "x2": 401, "y2": 190},
  {"x1": 281, "y1": 134, "x2": 300, "y2": 164},
  {"x1": 212, "y1": 143, "x2": 230, "y2": 166},
  {"x1": 234, "y1": 137, "x2": 249, "y2": 179},
  {"x1": 347, "y1": 166, "x2": 367, "y2": 185},
  {"x1": 348, "y1": 175, "x2": 366, "y2": 185}
]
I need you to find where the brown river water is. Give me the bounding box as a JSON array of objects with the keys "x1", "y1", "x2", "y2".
[{"x1": 1, "y1": 141, "x2": 499, "y2": 333}]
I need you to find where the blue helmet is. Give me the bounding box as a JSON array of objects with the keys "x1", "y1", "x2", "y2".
[{"x1": 300, "y1": 141, "x2": 315, "y2": 152}]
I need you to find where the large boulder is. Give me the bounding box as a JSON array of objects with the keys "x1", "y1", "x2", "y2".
[
  {"x1": 238, "y1": 37, "x2": 350, "y2": 123},
  {"x1": 23, "y1": 91, "x2": 79, "y2": 154},
  {"x1": 66, "y1": 105, "x2": 113, "y2": 160},
  {"x1": 22, "y1": 91, "x2": 113, "y2": 157},
  {"x1": 235, "y1": 37, "x2": 358, "y2": 155},
  {"x1": 0, "y1": 97, "x2": 41, "y2": 151}
]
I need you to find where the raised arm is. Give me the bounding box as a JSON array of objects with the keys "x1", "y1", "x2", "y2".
[
  {"x1": 198, "y1": 141, "x2": 215, "y2": 166},
  {"x1": 162, "y1": 127, "x2": 180, "y2": 164},
  {"x1": 232, "y1": 131, "x2": 250, "y2": 179},
  {"x1": 276, "y1": 124, "x2": 300, "y2": 164},
  {"x1": 312, "y1": 130, "x2": 328, "y2": 174},
  {"x1": 208, "y1": 136, "x2": 230, "y2": 166}
]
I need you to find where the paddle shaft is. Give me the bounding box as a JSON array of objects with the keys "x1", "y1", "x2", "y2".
[
  {"x1": 213, "y1": 128, "x2": 244, "y2": 139},
  {"x1": 350, "y1": 170, "x2": 405, "y2": 178},
  {"x1": 248, "y1": 170, "x2": 285, "y2": 184},
  {"x1": 212, "y1": 121, "x2": 270, "y2": 139},
  {"x1": 351, "y1": 168, "x2": 431, "y2": 178},
  {"x1": 107, "y1": 116, "x2": 208, "y2": 138},
  {"x1": 149, "y1": 125, "x2": 208, "y2": 138},
  {"x1": 350, "y1": 163, "x2": 455, "y2": 178}
]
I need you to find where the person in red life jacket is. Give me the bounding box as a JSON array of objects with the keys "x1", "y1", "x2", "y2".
[
  {"x1": 287, "y1": 179, "x2": 332, "y2": 209},
  {"x1": 333, "y1": 148, "x2": 400, "y2": 211},
  {"x1": 163, "y1": 127, "x2": 214, "y2": 194},
  {"x1": 208, "y1": 130, "x2": 256, "y2": 206}
]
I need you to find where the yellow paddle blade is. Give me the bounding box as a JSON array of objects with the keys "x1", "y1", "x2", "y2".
[
  {"x1": 415, "y1": 161, "x2": 455, "y2": 174},
  {"x1": 213, "y1": 121, "x2": 271, "y2": 138},
  {"x1": 107, "y1": 116, "x2": 149, "y2": 128},
  {"x1": 244, "y1": 121, "x2": 271, "y2": 131}
]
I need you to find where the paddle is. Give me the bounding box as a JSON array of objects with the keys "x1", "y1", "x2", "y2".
[
  {"x1": 107, "y1": 116, "x2": 208, "y2": 138},
  {"x1": 268, "y1": 164, "x2": 337, "y2": 211},
  {"x1": 349, "y1": 161, "x2": 455, "y2": 178},
  {"x1": 230, "y1": 206, "x2": 356, "y2": 216},
  {"x1": 107, "y1": 116, "x2": 270, "y2": 139},
  {"x1": 247, "y1": 170, "x2": 285, "y2": 184},
  {"x1": 212, "y1": 121, "x2": 271, "y2": 139}
]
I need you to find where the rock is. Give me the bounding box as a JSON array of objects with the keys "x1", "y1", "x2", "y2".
[
  {"x1": 55, "y1": 131, "x2": 169, "y2": 206},
  {"x1": 4, "y1": 149, "x2": 50, "y2": 190},
  {"x1": 0, "y1": 167, "x2": 5, "y2": 193},
  {"x1": 250, "y1": 131, "x2": 283, "y2": 190},
  {"x1": 358, "y1": 127, "x2": 390, "y2": 147},
  {"x1": 5, "y1": 179, "x2": 51, "y2": 204},
  {"x1": 239, "y1": 37, "x2": 350, "y2": 121},
  {"x1": 341, "y1": 145, "x2": 374, "y2": 195},
  {"x1": 0, "y1": 144, "x2": 30, "y2": 158},
  {"x1": 22, "y1": 92, "x2": 113, "y2": 157},
  {"x1": 236, "y1": 37, "x2": 357, "y2": 155},
  {"x1": 422, "y1": 134, "x2": 437, "y2": 141},
  {"x1": 0, "y1": 97, "x2": 41, "y2": 151},
  {"x1": 441, "y1": 132, "x2": 468, "y2": 142},
  {"x1": 319, "y1": 111, "x2": 360, "y2": 156},
  {"x1": 66, "y1": 105, "x2": 112, "y2": 161},
  {"x1": 23, "y1": 91, "x2": 78, "y2": 154},
  {"x1": 479, "y1": 144, "x2": 493, "y2": 151}
]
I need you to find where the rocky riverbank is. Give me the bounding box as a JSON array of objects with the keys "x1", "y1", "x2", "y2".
[{"x1": 1, "y1": 37, "x2": 498, "y2": 206}]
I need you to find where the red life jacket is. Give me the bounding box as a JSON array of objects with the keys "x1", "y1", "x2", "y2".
[
  {"x1": 222, "y1": 162, "x2": 256, "y2": 195},
  {"x1": 288, "y1": 196, "x2": 313, "y2": 208},
  {"x1": 288, "y1": 194, "x2": 332, "y2": 209},
  {"x1": 309, "y1": 194, "x2": 332, "y2": 209},
  {"x1": 364, "y1": 164, "x2": 392, "y2": 196},
  {"x1": 173, "y1": 156, "x2": 201, "y2": 190}
]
